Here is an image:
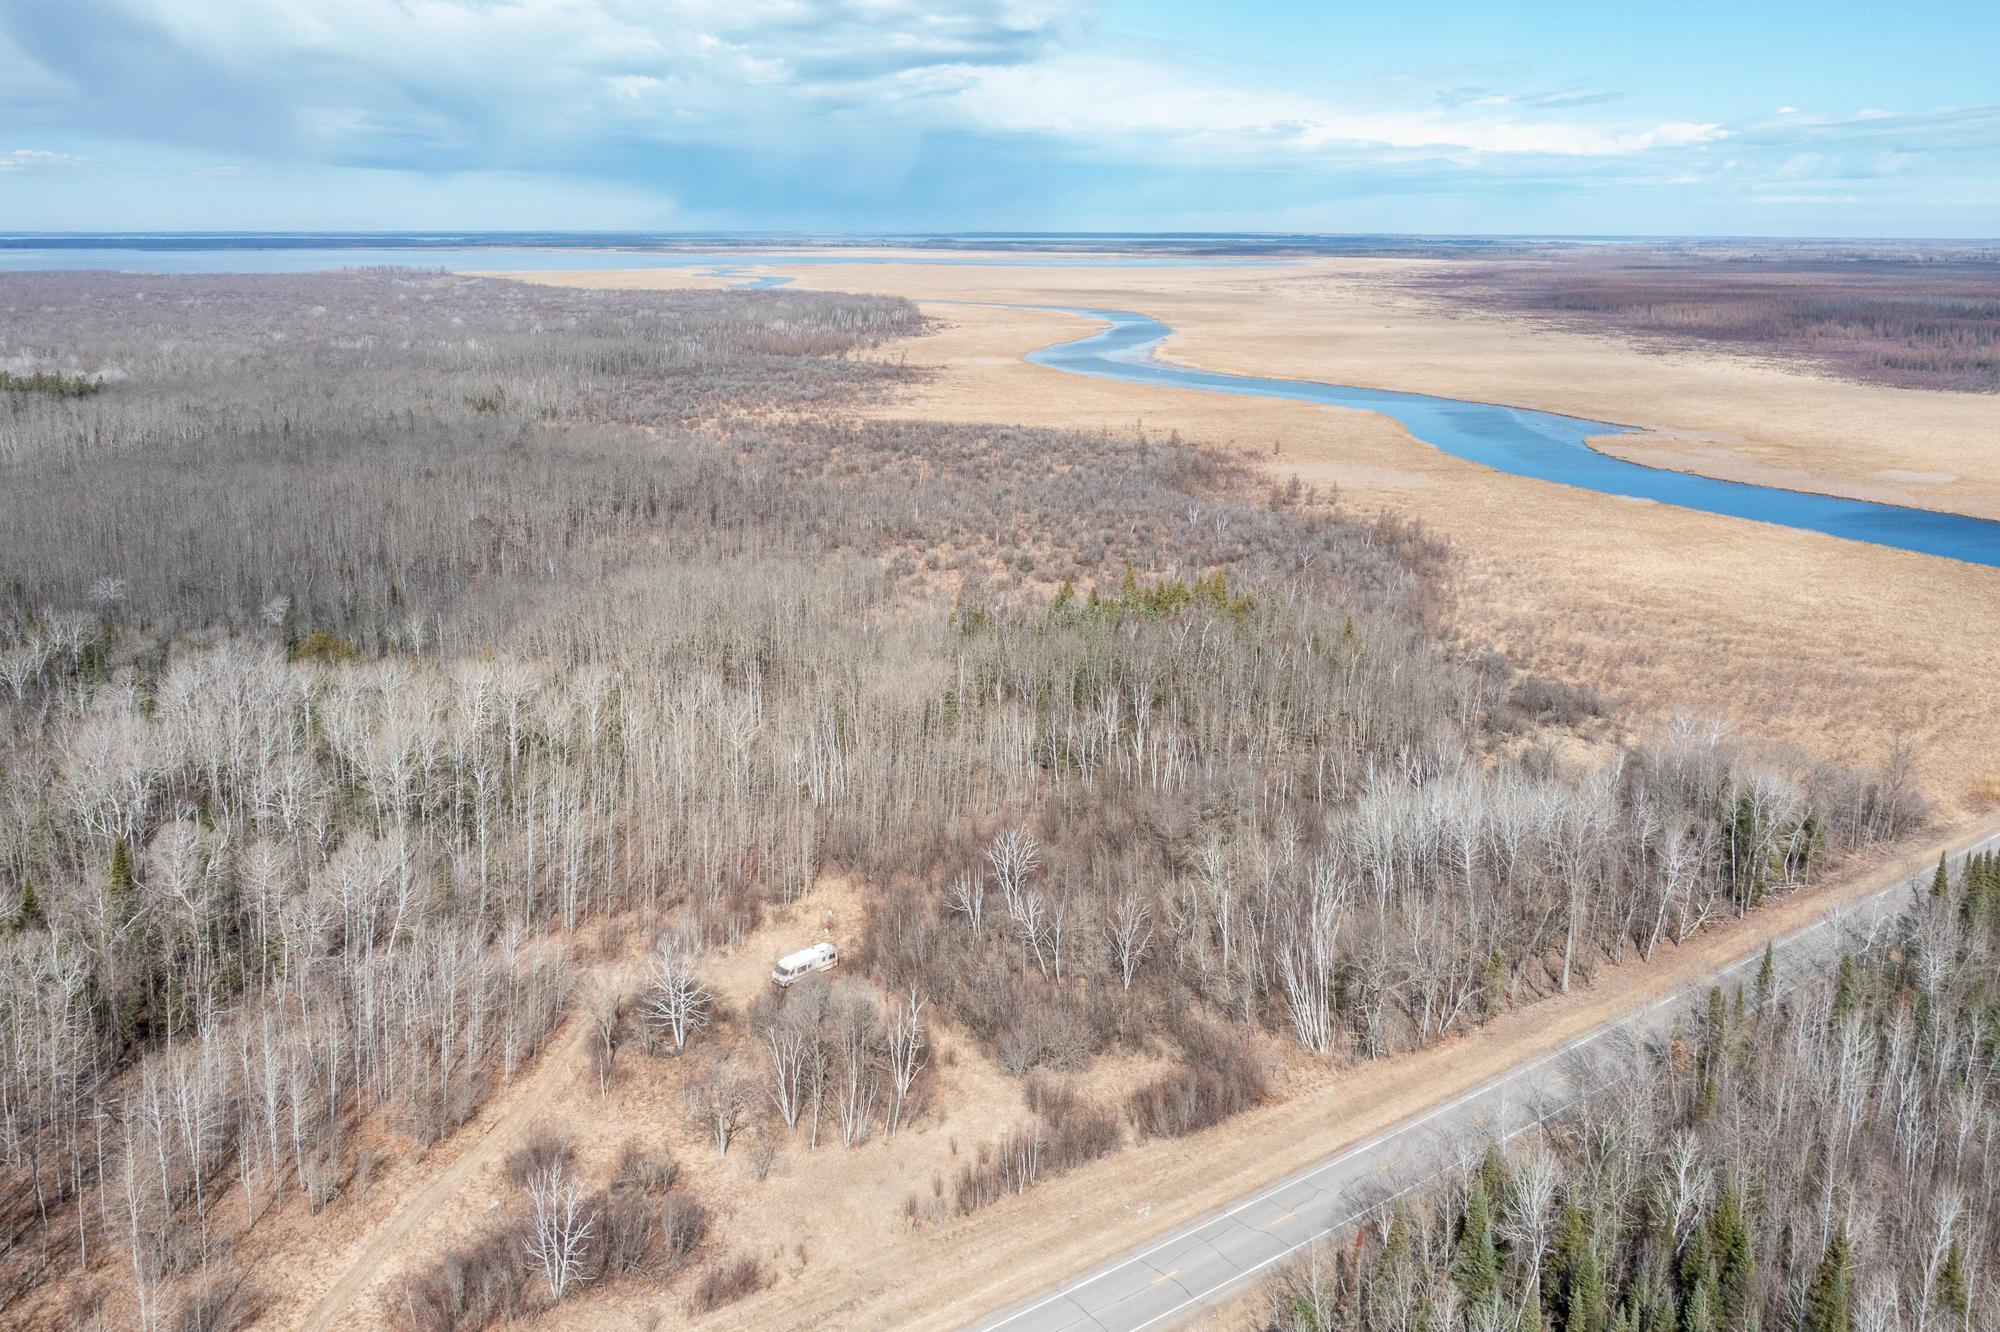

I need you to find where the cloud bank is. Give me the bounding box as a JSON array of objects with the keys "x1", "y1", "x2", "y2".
[{"x1": 0, "y1": 0, "x2": 1993, "y2": 232}]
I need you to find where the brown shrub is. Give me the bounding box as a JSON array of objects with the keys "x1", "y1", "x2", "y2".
[
  {"x1": 393, "y1": 1218, "x2": 537, "y2": 1332},
  {"x1": 504, "y1": 1123, "x2": 574, "y2": 1190},
  {"x1": 953, "y1": 1079, "x2": 1120, "y2": 1215},
  {"x1": 612, "y1": 1140, "x2": 681, "y2": 1195},
  {"x1": 169, "y1": 1268, "x2": 263, "y2": 1332},
  {"x1": 688, "y1": 1255, "x2": 768, "y2": 1313},
  {"x1": 1127, "y1": 1014, "x2": 1267, "y2": 1139}
]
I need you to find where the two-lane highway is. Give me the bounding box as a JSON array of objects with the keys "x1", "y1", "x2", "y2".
[{"x1": 969, "y1": 824, "x2": 2000, "y2": 1332}]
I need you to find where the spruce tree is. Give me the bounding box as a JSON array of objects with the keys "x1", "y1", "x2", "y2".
[
  {"x1": 1938, "y1": 1237, "x2": 1967, "y2": 1322},
  {"x1": 1830, "y1": 956, "x2": 1860, "y2": 1025},
  {"x1": 1568, "y1": 1241, "x2": 1608, "y2": 1332},
  {"x1": 1482, "y1": 1144, "x2": 1507, "y2": 1202},
  {"x1": 13, "y1": 879, "x2": 42, "y2": 932},
  {"x1": 1802, "y1": 1226, "x2": 1852, "y2": 1332},
  {"x1": 1931, "y1": 851, "x2": 1951, "y2": 899},
  {"x1": 108, "y1": 837, "x2": 140, "y2": 926},
  {"x1": 1709, "y1": 1180, "x2": 1754, "y2": 1328},
  {"x1": 1455, "y1": 1182, "x2": 1502, "y2": 1307},
  {"x1": 1677, "y1": 1225, "x2": 1715, "y2": 1321},
  {"x1": 1681, "y1": 1277, "x2": 1717, "y2": 1332},
  {"x1": 1755, "y1": 944, "x2": 1776, "y2": 1009}
]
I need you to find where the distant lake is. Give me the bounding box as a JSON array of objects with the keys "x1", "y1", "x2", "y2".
[{"x1": 0, "y1": 240, "x2": 1263, "y2": 275}]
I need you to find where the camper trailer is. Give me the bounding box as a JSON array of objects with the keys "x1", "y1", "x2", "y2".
[{"x1": 771, "y1": 941, "x2": 838, "y2": 987}]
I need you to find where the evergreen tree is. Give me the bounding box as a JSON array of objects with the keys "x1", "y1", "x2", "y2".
[
  {"x1": 1755, "y1": 944, "x2": 1776, "y2": 1009},
  {"x1": 1709, "y1": 1180, "x2": 1755, "y2": 1328},
  {"x1": 12, "y1": 879, "x2": 42, "y2": 932},
  {"x1": 1830, "y1": 956, "x2": 1861, "y2": 1025},
  {"x1": 1455, "y1": 1182, "x2": 1502, "y2": 1307},
  {"x1": 1937, "y1": 1237, "x2": 1967, "y2": 1323},
  {"x1": 1727, "y1": 796, "x2": 1768, "y2": 911},
  {"x1": 1551, "y1": 1202, "x2": 1607, "y2": 1332},
  {"x1": 1677, "y1": 1226, "x2": 1715, "y2": 1312},
  {"x1": 1569, "y1": 1241, "x2": 1608, "y2": 1332},
  {"x1": 1486, "y1": 950, "x2": 1510, "y2": 1016},
  {"x1": 1802, "y1": 1226, "x2": 1852, "y2": 1332},
  {"x1": 1482, "y1": 1144, "x2": 1507, "y2": 1202},
  {"x1": 1960, "y1": 865, "x2": 1989, "y2": 930},
  {"x1": 108, "y1": 837, "x2": 140, "y2": 926},
  {"x1": 1680, "y1": 1276, "x2": 1717, "y2": 1332},
  {"x1": 1931, "y1": 852, "x2": 1951, "y2": 899}
]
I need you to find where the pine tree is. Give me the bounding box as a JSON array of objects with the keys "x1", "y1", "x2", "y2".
[
  {"x1": 1481, "y1": 1145, "x2": 1507, "y2": 1201},
  {"x1": 1680, "y1": 1277, "x2": 1717, "y2": 1332},
  {"x1": 1709, "y1": 1180, "x2": 1755, "y2": 1328},
  {"x1": 1677, "y1": 1226, "x2": 1714, "y2": 1306},
  {"x1": 1802, "y1": 1226, "x2": 1852, "y2": 1332},
  {"x1": 12, "y1": 879, "x2": 42, "y2": 932},
  {"x1": 1931, "y1": 851, "x2": 1951, "y2": 899},
  {"x1": 1755, "y1": 944, "x2": 1776, "y2": 1009},
  {"x1": 108, "y1": 837, "x2": 140, "y2": 926},
  {"x1": 1938, "y1": 1237, "x2": 1967, "y2": 1322},
  {"x1": 1568, "y1": 1241, "x2": 1608, "y2": 1332},
  {"x1": 1830, "y1": 956, "x2": 1860, "y2": 1025},
  {"x1": 1727, "y1": 795, "x2": 1767, "y2": 911},
  {"x1": 1485, "y1": 950, "x2": 1510, "y2": 1016},
  {"x1": 1960, "y1": 867, "x2": 1988, "y2": 930},
  {"x1": 1455, "y1": 1182, "x2": 1502, "y2": 1306}
]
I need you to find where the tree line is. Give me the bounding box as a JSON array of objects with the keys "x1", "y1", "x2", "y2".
[{"x1": 1259, "y1": 855, "x2": 2000, "y2": 1331}]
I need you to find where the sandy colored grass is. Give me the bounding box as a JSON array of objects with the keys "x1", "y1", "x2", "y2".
[
  {"x1": 503, "y1": 258, "x2": 2000, "y2": 803},
  {"x1": 503, "y1": 254, "x2": 2000, "y2": 521},
  {"x1": 244, "y1": 874, "x2": 1195, "y2": 1332}
]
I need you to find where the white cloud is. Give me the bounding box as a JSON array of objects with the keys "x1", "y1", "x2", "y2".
[
  {"x1": 1, "y1": 1, "x2": 1739, "y2": 175},
  {"x1": 951, "y1": 55, "x2": 1724, "y2": 159},
  {"x1": 0, "y1": 147, "x2": 83, "y2": 171}
]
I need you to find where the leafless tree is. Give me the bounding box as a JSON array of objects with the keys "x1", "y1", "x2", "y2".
[
  {"x1": 885, "y1": 988, "x2": 927, "y2": 1135},
  {"x1": 1106, "y1": 891, "x2": 1154, "y2": 991},
  {"x1": 524, "y1": 1162, "x2": 596, "y2": 1302},
  {"x1": 684, "y1": 1057, "x2": 755, "y2": 1158},
  {"x1": 642, "y1": 936, "x2": 713, "y2": 1055}
]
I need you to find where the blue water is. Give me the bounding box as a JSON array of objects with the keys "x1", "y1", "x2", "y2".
[
  {"x1": 1025, "y1": 306, "x2": 2000, "y2": 568},
  {"x1": 8, "y1": 236, "x2": 1993, "y2": 566}
]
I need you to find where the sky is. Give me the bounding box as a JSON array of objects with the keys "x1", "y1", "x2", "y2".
[{"x1": 0, "y1": 0, "x2": 1996, "y2": 236}]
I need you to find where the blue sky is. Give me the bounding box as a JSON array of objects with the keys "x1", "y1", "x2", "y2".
[{"x1": 1, "y1": 0, "x2": 1995, "y2": 235}]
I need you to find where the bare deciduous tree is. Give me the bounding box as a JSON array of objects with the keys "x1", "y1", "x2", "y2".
[{"x1": 524, "y1": 1162, "x2": 596, "y2": 1302}]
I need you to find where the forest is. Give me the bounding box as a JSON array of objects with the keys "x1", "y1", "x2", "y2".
[
  {"x1": 1257, "y1": 852, "x2": 2000, "y2": 1331},
  {"x1": 0, "y1": 271, "x2": 1927, "y2": 1329},
  {"x1": 1432, "y1": 253, "x2": 2000, "y2": 393}
]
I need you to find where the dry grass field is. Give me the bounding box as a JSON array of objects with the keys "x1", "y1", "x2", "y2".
[{"x1": 506, "y1": 256, "x2": 2000, "y2": 808}]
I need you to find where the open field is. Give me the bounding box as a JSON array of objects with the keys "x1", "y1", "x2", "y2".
[{"x1": 508, "y1": 257, "x2": 2000, "y2": 804}]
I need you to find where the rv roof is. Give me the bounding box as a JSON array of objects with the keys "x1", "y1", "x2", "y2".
[{"x1": 776, "y1": 943, "x2": 833, "y2": 970}]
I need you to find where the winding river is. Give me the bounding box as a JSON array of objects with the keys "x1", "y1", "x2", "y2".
[
  {"x1": 1020, "y1": 305, "x2": 2000, "y2": 569},
  {"x1": 11, "y1": 239, "x2": 1994, "y2": 568}
]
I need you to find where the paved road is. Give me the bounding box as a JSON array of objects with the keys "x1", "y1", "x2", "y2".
[{"x1": 968, "y1": 828, "x2": 2000, "y2": 1332}]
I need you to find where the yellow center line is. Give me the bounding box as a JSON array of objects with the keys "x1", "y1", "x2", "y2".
[
  {"x1": 1151, "y1": 1269, "x2": 1179, "y2": 1286},
  {"x1": 1271, "y1": 1211, "x2": 1297, "y2": 1227}
]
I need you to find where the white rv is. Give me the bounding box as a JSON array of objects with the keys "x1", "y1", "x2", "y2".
[{"x1": 771, "y1": 941, "x2": 838, "y2": 987}]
